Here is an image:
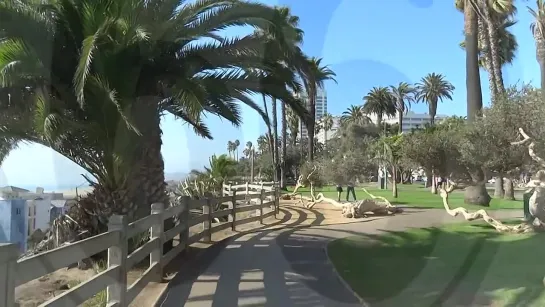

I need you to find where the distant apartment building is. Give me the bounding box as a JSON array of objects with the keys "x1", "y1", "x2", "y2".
[
  {"x1": 297, "y1": 87, "x2": 328, "y2": 139},
  {"x1": 368, "y1": 111, "x2": 447, "y2": 133},
  {"x1": 0, "y1": 186, "x2": 69, "y2": 252},
  {"x1": 316, "y1": 116, "x2": 342, "y2": 144}
]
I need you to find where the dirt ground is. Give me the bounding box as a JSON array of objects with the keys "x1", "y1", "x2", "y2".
[{"x1": 14, "y1": 202, "x2": 284, "y2": 307}]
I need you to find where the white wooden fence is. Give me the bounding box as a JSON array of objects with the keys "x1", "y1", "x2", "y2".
[{"x1": 0, "y1": 183, "x2": 278, "y2": 307}]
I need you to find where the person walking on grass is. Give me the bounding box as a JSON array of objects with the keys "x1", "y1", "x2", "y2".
[
  {"x1": 346, "y1": 180, "x2": 356, "y2": 202},
  {"x1": 336, "y1": 183, "x2": 343, "y2": 202}
]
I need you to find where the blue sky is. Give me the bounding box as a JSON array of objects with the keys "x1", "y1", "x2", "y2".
[{"x1": 0, "y1": 0, "x2": 541, "y2": 189}]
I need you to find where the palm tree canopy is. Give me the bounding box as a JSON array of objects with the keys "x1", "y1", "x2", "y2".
[
  {"x1": 415, "y1": 73, "x2": 455, "y2": 105},
  {"x1": 362, "y1": 87, "x2": 396, "y2": 119},
  {"x1": 390, "y1": 82, "x2": 415, "y2": 114},
  {"x1": 0, "y1": 0, "x2": 311, "y2": 185},
  {"x1": 341, "y1": 105, "x2": 371, "y2": 125}
]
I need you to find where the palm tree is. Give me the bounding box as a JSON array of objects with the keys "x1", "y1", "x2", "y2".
[
  {"x1": 390, "y1": 82, "x2": 415, "y2": 134},
  {"x1": 320, "y1": 113, "x2": 334, "y2": 147},
  {"x1": 191, "y1": 154, "x2": 237, "y2": 185},
  {"x1": 0, "y1": 0, "x2": 308, "y2": 233},
  {"x1": 227, "y1": 141, "x2": 233, "y2": 159},
  {"x1": 234, "y1": 139, "x2": 240, "y2": 161},
  {"x1": 287, "y1": 106, "x2": 300, "y2": 146},
  {"x1": 460, "y1": 15, "x2": 518, "y2": 102},
  {"x1": 341, "y1": 105, "x2": 371, "y2": 126},
  {"x1": 455, "y1": 0, "x2": 484, "y2": 121},
  {"x1": 257, "y1": 135, "x2": 269, "y2": 154},
  {"x1": 529, "y1": 0, "x2": 545, "y2": 95},
  {"x1": 301, "y1": 58, "x2": 336, "y2": 161},
  {"x1": 244, "y1": 141, "x2": 255, "y2": 182},
  {"x1": 362, "y1": 87, "x2": 396, "y2": 130},
  {"x1": 415, "y1": 73, "x2": 455, "y2": 125}
]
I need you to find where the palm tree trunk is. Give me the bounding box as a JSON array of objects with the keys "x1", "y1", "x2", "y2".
[
  {"x1": 429, "y1": 99, "x2": 437, "y2": 126},
  {"x1": 280, "y1": 101, "x2": 287, "y2": 189},
  {"x1": 272, "y1": 98, "x2": 280, "y2": 183},
  {"x1": 250, "y1": 149, "x2": 255, "y2": 183},
  {"x1": 479, "y1": 14, "x2": 499, "y2": 103},
  {"x1": 308, "y1": 89, "x2": 316, "y2": 161},
  {"x1": 481, "y1": 1, "x2": 505, "y2": 97},
  {"x1": 465, "y1": 1, "x2": 483, "y2": 122},
  {"x1": 541, "y1": 61, "x2": 545, "y2": 94},
  {"x1": 392, "y1": 166, "x2": 398, "y2": 198},
  {"x1": 536, "y1": 29, "x2": 545, "y2": 99},
  {"x1": 398, "y1": 107, "x2": 403, "y2": 134},
  {"x1": 262, "y1": 94, "x2": 275, "y2": 174}
]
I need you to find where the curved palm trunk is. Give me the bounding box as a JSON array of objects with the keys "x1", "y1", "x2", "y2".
[
  {"x1": 280, "y1": 101, "x2": 287, "y2": 189},
  {"x1": 465, "y1": 1, "x2": 484, "y2": 122}
]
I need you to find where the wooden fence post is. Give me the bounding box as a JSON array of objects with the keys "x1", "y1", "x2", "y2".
[
  {"x1": 245, "y1": 182, "x2": 249, "y2": 199},
  {"x1": 107, "y1": 215, "x2": 128, "y2": 307},
  {"x1": 203, "y1": 198, "x2": 212, "y2": 242},
  {"x1": 179, "y1": 196, "x2": 190, "y2": 252},
  {"x1": 0, "y1": 243, "x2": 18, "y2": 307},
  {"x1": 258, "y1": 189, "x2": 264, "y2": 224},
  {"x1": 229, "y1": 190, "x2": 237, "y2": 231},
  {"x1": 150, "y1": 203, "x2": 164, "y2": 282}
]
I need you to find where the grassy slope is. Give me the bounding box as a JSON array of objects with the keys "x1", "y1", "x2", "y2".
[
  {"x1": 327, "y1": 222, "x2": 545, "y2": 307},
  {"x1": 289, "y1": 184, "x2": 522, "y2": 210}
]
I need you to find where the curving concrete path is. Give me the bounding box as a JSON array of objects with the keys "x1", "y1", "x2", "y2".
[{"x1": 156, "y1": 204, "x2": 522, "y2": 307}]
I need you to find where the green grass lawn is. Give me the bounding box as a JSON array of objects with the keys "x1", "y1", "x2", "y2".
[
  {"x1": 288, "y1": 184, "x2": 522, "y2": 210},
  {"x1": 327, "y1": 221, "x2": 545, "y2": 307}
]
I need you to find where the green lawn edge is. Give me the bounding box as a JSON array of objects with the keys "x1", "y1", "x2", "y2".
[{"x1": 325, "y1": 221, "x2": 544, "y2": 307}]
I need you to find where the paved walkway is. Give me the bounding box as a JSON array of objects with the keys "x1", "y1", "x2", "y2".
[{"x1": 156, "y1": 205, "x2": 522, "y2": 307}]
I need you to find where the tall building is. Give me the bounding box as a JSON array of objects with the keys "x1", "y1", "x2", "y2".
[
  {"x1": 368, "y1": 111, "x2": 447, "y2": 133},
  {"x1": 298, "y1": 87, "x2": 327, "y2": 139}
]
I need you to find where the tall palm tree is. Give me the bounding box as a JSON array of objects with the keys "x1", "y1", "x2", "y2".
[
  {"x1": 362, "y1": 87, "x2": 396, "y2": 130},
  {"x1": 227, "y1": 141, "x2": 234, "y2": 159},
  {"x1": 257, "y1": 135, "x2": 269, "y2": 154},
  {"x1": 301, "y1": 58, "x2": 336, "y2": 161},
  {"x1": 460, "y1": 15, "x2": 518, "y2": 102},
  {"x1": 244, "y1": 141, "x2": 255, "y2": 182},
  {"x1": 320, "y1": 113, "x2": 334, "y2": 147},
  {"x1": 415, "y1": 73, "x2": 455, "y2": 125},
  {"x1": 234, "y1": 139, "x2": 240, "y2": 161},
  {"x1": 0, "y1": 0, "x2": 308, "y2": 233},
  {"x1": 287, "y1": 106, "x2": 300, "y2": 146},
  {"x1": 390, "y1": 82, "x2": 415, "y2": 134},
  {"x1": 529, "y1": 0, "x2": 545, "y2": 95},
  {"x1": 341, "y1": 105, "x2": 371, "y2": 126},
  {"x1": 481, "y1": 0, "x2": 515, "y2": 100},
  {"x1": 456, "y1": 0, "x2": 484, "y2": 121}
]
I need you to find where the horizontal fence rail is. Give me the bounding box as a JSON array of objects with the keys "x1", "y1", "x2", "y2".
[{"x1": 0, "y1": 182, "x2": 278, "y2": 307}]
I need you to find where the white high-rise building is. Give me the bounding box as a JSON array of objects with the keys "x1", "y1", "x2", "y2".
[
  {"x1": 368, "y1": 111, "x2": 447, "y2": 133},
  {"x1": 298, "y1": 87, "x2": 327, "y2": 139}
]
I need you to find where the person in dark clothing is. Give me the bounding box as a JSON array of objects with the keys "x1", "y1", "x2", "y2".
[
  {"x1": 336, "y1": 184, "x2": 343, "y2": 202},
  {"x1": 346, "y1": 181, "x2": 356, "y2": 201}
]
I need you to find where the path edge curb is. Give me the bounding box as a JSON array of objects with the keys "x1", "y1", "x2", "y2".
[{"x1": 324, "y1": 240, "x2": 371, "y2": 307}]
